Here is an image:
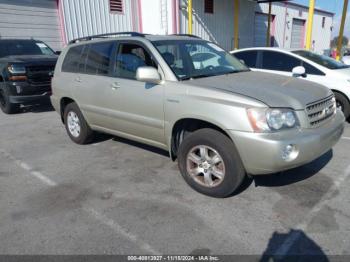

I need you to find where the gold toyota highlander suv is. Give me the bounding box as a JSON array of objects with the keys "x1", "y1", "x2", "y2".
[{"x1": 51, "y1": 33, "x2": 345, "y2": 198}]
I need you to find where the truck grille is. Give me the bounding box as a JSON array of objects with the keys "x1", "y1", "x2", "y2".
[
  {"x1": 306, "y1": 95, "x2": 336, "y2": 127},
  {"x1": 26, "y1": 65, "x2": 55, "y2": 86}
]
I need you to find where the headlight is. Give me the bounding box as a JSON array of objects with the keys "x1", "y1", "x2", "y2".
[
  {"x1": 247, "y1": 108, "x2": 299, "y2": 132},
  {"x1": 7, "y1": 64, "x2": 26, "y2": 74}
]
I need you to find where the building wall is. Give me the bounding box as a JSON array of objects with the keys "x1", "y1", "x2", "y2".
[
  {"x1": 257, "y1": 2, "x2": 333, "y2": 53},
  {"x1": 59, "y1": 0, "x2": 141, "y2": 43},
  {"x1": 140, "y1": 0, "x2": 177, "y2": 35},
  {"x1": 0, "y1": 0, "x2": 62, "y2": 51},
  {"x1": 179, "y1": 0, "x2": 256, "y2": 51}
]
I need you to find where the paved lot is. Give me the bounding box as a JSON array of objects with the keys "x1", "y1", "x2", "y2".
[{"x1": 0, "y1": 102, "x2": 350, "y2": 258}]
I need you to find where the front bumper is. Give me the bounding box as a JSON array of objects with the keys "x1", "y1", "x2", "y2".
[
  {"x1": 9, "y1": 92, "x2": 51, "y2": 103},
  {"x1": 228, "y1": 111, "x2": 345, "y2": 175},
  {"x1": 5, "y1": 81, "x2": 51, "y2": 104}
]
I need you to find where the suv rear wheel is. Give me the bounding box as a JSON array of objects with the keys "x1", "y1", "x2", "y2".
[
  {"x1": 0, "y1": 88, "x2": 20, "y2": 114},
  {"x1": 64, "y1": 102, "x2": 94, "y2": 144},
  {"x1": 178, "y1": 128, "x2": 246, "y2": 198}
]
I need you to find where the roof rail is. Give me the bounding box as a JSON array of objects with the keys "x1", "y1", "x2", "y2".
[
  {"x1": 69, "y1": 32, "x2": 146, "y2": 44},
  {"x1": 171, "y1": 34, "x2": 201, "y2": 39}
]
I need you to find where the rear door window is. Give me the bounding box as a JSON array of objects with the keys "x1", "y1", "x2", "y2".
[
  {"x1": 233, "y1": 51, "x2": 258, "y2": 68},
  {"x1": 85, "y1": 42, "x2": 115, "y2": 76},
  {"x1": 114, "y1": 43, "x2": 157, "y2": 79},
  {"x1": 262, "y1": 51, "x2": 301, "y2": 72}
]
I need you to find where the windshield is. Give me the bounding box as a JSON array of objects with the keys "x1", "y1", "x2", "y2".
[
  {"x1": 153, "y1": 40, "x2": 249, "y2": 80},
  {"x1": 293, "y1": 50, "x2": 350, "y2": 70},
  {"x1": 0, "y1": 40, "x2": 55, "y2": 58}
]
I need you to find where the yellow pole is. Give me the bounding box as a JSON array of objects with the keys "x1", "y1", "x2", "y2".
[
  {"x1": 266, "y1": 1, "x2": 272, "y2": 47},
  {"x1": 188, "y1": 0, "x2": 193, "y2": 34},
  {"x1": 336, "y1": 0, "x2": 349, "y2": 61},
  {"x1": 305, "y1": 0, "x2": 315, "y2": 50},
  {"x1": 234, "y1": 0, "x2": 239, "y2": 49}
]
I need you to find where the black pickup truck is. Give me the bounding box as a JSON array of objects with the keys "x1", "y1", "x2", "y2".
[{"x1": 0, "y1": 39, "x2": 58, "y2": 114}]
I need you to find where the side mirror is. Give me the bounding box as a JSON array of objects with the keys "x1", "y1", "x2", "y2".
[
  {"x1": 239, "y1": 59, "x2": 246, "y2": 65},
  {"x1": 292, "y1": 66, "x2": 306, "y2": 78},
  {"x1": 136, "y1": 66, "x2": 161, "y2": 84},
  {"x1": 55, "y1": 51, "x2": 61, "y2": 55}
]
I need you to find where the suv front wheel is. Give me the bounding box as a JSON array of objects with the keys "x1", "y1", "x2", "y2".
[
  {"x1": 178, "y1": 128, "x2": 246, "y2": 198},
  {"x1": 64, "y1": 102, "x2": 94, "y2": 144}
]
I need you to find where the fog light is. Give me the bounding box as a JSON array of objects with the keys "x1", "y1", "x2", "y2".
[{"x1": 282, "y1": 144, "x2": 298, "y2": 161}]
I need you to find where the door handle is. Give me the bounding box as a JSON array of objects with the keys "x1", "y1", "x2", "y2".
[
  {"x1": 111, "y1": 82, "x2": 121, "y2": 90},
  {"x1": 75, "y1": 77, "x2": 82, "y2": 83}
]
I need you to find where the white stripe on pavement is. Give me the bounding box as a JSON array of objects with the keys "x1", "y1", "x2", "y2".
[
  {"x1": 274, "y1": 164, "x2": 350, "y2": 257},
  {"x1": 84, "y1": 207, "x2": 159, "y2": 255},
  {"x1": 0, "y1": 148, "x2": 159, "y2": 255}
]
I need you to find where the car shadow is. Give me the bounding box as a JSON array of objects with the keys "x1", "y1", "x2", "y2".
[
  {"x1": 260, "y1": 229, "x2": 329, "y2": 261},
  {"x1": 89, "y1": 132, "x2": 333, "y2": 196},
  {"x1": 91, "y1": 133, "x2": 170, "y2": 157},
  {"x1": 253, "y1": 150, "x2": 333, "y2": 188},
  {"x1": 111, "y1": 136, "x2": 170, "y2": 158},
  {"x1": 21, "y1": 98, "x2": 54, "y2": 113}
]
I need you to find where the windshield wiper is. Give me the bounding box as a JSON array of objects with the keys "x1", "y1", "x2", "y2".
[
  {"x1": 180, "y1": 74, "x2": 216, "y2": 81},
  {"x1": 180, "y1": 69, "x2": 249, "y2": 81}
]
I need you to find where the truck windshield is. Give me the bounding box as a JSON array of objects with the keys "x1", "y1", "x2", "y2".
[
  {"x1": 0, "y1": 40, "x2": 55, "y2": 58},
  {"x1": 153, "y1": 40, "x2": 249, "y2": 80},
  {"x1": 293, "y1": 50, "x2": 350, "y2": 70}
]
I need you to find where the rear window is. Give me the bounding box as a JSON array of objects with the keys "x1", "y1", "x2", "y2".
[
  {"x1": 293, "y1": 50, "x2": 350, "y2": 70},
  {"x1": 62, "y1": 45, "x2": 85, "y2": 73}
]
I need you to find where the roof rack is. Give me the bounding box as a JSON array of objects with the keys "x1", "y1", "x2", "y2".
[
  {"x1": 171, "y1": 34, "x2": 201, "y2": 39},
  {"x1": 69, "y1": 32, "x2": 146, "y2": 44}
]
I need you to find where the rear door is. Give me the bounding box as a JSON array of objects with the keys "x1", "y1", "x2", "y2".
[{"x1": 72, "y1": 41, "x2": 119, "y2": 129}]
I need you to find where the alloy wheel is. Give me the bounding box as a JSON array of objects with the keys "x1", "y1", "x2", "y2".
[
  {"x1": 186, "y1": 145, "x2": 226, "y2": 188},
  {"x1": 67, "y1": 111, "x2": 81, "y2": 138}
]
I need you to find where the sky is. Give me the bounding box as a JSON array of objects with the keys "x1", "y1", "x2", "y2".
[{"x1": 291, "y1": 0, "x2": 349, "y2": 39}]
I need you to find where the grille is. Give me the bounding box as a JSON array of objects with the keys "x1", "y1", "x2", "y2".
[
  {"x1": 26, "y1": 65, "x2": 55, "y2": 86},
  {"x1": 306, "y1": 95, "x2": 336, "y2": 127}
]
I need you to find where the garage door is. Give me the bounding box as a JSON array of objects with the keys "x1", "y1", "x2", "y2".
[
  {"x1": 0, "y1": 0, "x2": 62, "y2": 51},
  {"x1": 254, "y1": 13, "x2": 269, "y2": 47},
  {"x1": 291, "y1": 19, "x2": 305, "y2": 48}
]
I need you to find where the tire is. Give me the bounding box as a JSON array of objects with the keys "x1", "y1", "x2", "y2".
[
  {"x1": 0, "y1": 88, "x2": 20, "y2": 114},
  {"x1": 177, "y1": 128, "x2": 246, "y2": 198},
  {"x1": 334, "y1": 92, "x2": 350, "y2": 120},
  {"x1": 63, "y1": 102, "x2": 94, "y2": 144}
]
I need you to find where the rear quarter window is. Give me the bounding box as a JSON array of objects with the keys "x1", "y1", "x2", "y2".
[{"x1": 62, "y1": 45, "x2": 85, "y2": 73}]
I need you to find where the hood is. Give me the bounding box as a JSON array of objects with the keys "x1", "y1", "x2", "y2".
[
  {"x1": 1, "y1": 55, "x2": 58, "y2": 64},
  {"x1": 189, "y1": 71, "x2": 332, "y2": 110}
]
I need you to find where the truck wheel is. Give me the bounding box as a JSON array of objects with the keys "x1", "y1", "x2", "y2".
[
  {"x1": 178, "y1": 128, "x2": 246, "y2": 198},
  {"x1": 0, "y1": 89, "x2": 20, "y2": 114},
  {"x1": 64, "y1": 102, "x2": 94, "y2": 144},
  {"x1": 334, "y1": 92, "x2": 350, "y2": 119}
]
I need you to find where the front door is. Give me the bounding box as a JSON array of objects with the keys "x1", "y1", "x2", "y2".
[{"x1": 110, "y1": 42, "x2": 165, "y2": 144}]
